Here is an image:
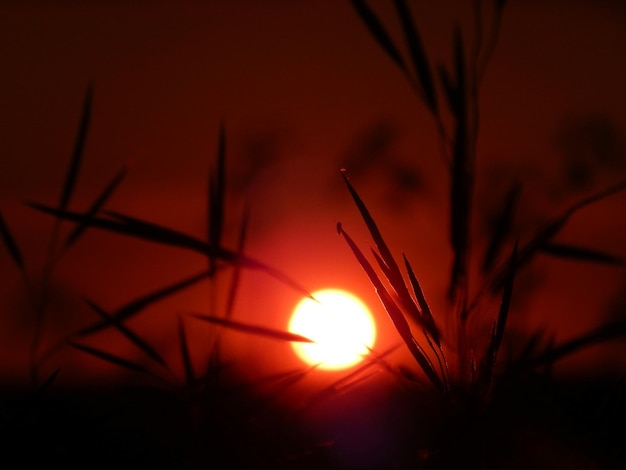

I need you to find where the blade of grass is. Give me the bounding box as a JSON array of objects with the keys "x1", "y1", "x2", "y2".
[
  {"x1": 189, "y1": 313, "x2": 314, "y2": 343},
  {"x1": 350, "y1": 0, "x2": 408, "y2": 74},
  {"x1": 83, "y1": 299, "x2": 166, "y2": 367},
  {"x1": 488, "y1": 178, "x2": 626, "y2": 294},
  {"x1": 208, "y1": 122, "x2": 226, "y2": 275},
  {"x1": 59, "y1": 84, "x2": 92, "y2": 215},
  {"x1": 448, "y1": 25, "x2": 472, "y2": 305},
  {"x1": 403, "y1": 253, "x2": 440, "y2": 344},
  {"x1": 393, "y1": 0, "x2": 438, "y2": 115},
  {"x1": 225, "y1": 202, "x2": 249, "y2": 319},
  {"x1": 178, "y1": 314, "x2": 195, "y2": 386},
  {"x1": 338, "y1": 222, "x2": 442, "y2": 390},
  {"x1": 305, "y1": 344, "x2": 399, "y2": 410},
  {"x1": 480, "y1": 241, "x2": 517, "y2": 391},
  {"x1": 76, "y1": 269, "x2": 211, "y2": 337},
  {"x1": 68, "y1": 340, "x2": 149, "y2": 374},
  {"x1": 403, "y1": 254, "x2": 449, "y2": 388},
  {"x1": 481, "y1": 180, "x2": 521, "y2": 273},
  {"x1": 61, "y1": 166, "x2": 128, "y2": 254},
  {"x1": 0, "y1": 210, "x2": 25, "y2": 271},
  {"x1": 341, "y1": 170, "x2": 423, "y2": 327},
  {"x1": 477, "y1": 0, "x2": 507, "y2": 85},
  {"x1": 539, "y1": 243, "x2": 624, "y2": 266},
  {"x1": 28, "y1": 203, "x2": 315, "y2": 300},
  {"x1": 518, "y1": 320, "x2": 626, "y2": 370},
  {"x1": 46, "y1": 84, "x2": 93, "y2": 264}
]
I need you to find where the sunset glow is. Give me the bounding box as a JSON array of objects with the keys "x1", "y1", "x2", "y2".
[{"x1": 288, "y1": 289, "x2": 376, "y2": 370}]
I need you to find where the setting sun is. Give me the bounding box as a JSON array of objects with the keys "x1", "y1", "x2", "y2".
[{"x1": 288, "y1": 289, "x2": 376, "y2": 370}]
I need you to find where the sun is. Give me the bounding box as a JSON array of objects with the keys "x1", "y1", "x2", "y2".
[{"x1": 288, "y1": 288, "x2": 376, "y2": 370}]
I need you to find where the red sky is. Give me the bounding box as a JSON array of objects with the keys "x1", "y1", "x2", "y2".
[{"x1": 0, "y1": 0, "x2": 625, "y2": 386}]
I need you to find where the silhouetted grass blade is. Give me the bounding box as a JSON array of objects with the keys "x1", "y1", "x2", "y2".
[
  {"x1": 0, "y1": 210, "x2": 25, "y2": 270},
  {"x1": 490, "y1": 179, "x2": 626, "y2": 292},
  {"x1": 62, "y1": 166, "x2": 128, "y2": 253},
  {"x1": 29, "y1": 203, "x2": 315, "y2": 299},
  {"x1": 83, "y1": 298, "x2": 166, "y2": 366},
  {"x1": 178, "y1": 314, "x2": 195, "y2": 385},
  {"x1": 337, "y1": 223, "x2": 442, "y2": 389},
  {"x1": 189, "y1": 313, "x2": 314, "y2": 343},
  {"x1": 341, "y1": 170, "x2": 393, "y2": 269},
  {"x1": 370, "y1": 249, "x2": 431, "y2": 343},
  {"x1": 403, "y1": 254, "x2": 440, "y2": 345},
  {"x1": 105, "y1": 210, "x2": 213, "y2": 253},
  {"x1": 58, "y1": 84, "x2": 92, "y2": 213},
  {"x1": 437, "y1": 63, "x2": 459, "y2": 117},
  {"x1": 103, "y1": 211, "x2": 315, "y2": 299},
  {"x1": 493, "y1": 241, "x2": 517, "y2": 353},
  {"x1": 225, "y1": 203, "x2": 249, "y2": 319},
  {"x1": 341, "y1": 170, "x2": 420, "y2": 316},
  {"x1": 364, "y1": 343, "x2": 405, "y2": 381},
  {"x1": 208, "y1": 122, "x2": 226, "y2": 273},
  {"x1": 539, "y1": 243, "x2": 624, "y2": 266},
  {"x1": 448, "y1": 25, "x2": 473, "y2": 304},
  {"x1": 482, "y1": 181, "x2": 521, "y2": 273},
  {"x1": 76, "y1": 270, "x2": 211, "y2": 337},
  {"x1": 520, "y1": 320, "x2": 626, "y2": 370},
  {"x1": 68, "y1": 341, "x2": 149, "y2": 374},
  {"x1": 28, "y1": 202, "x2": 207, "y2": 253},
  {"x1": 43, "y1": 85, "x2": 92, "y2": 294},
  {"x1": 305, "y1": 345, "x2": 398, "y2": 409},
  {"x1": 393, "y1": 0, "x2": 438, "y2": 114},
  {"x1": 350, "y1": 0, "x2": 408, "y2": 73},
  {"x1": 481, "y1": 241, "x2": 517, "y2": 389}
]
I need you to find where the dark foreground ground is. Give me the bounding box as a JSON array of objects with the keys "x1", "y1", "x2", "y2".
[{"x1": 1, "y1": 372, "x2": 625, "y2": 469}]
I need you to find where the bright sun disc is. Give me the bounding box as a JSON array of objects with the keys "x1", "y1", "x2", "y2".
[{"x1": 289, "y1": 289, "x2": 376, "y2": 370}]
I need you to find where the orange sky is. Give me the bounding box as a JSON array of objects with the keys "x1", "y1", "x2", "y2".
[{"x1": 0, "y1": 0, "x2": 625, "y2": 386}]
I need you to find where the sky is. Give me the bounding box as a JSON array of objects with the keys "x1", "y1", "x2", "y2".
[{"x1": 0, "y1": 0, "x2": 625, "y2": 388}]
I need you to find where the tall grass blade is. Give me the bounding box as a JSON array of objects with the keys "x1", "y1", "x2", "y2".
[
  {"x1": 480, "y1": 241, "x2": 517, "y2": 389},
  {"x1": 539, "y1": 243, "x2": 624, "y2": 266},
  {"x1": 350, "y1": 0, "x2": 408, "y2": 73},
  {"x1": 402, "y1": 253, "x2": 440, "y2": 344},
  {"x1": 477, "y1": 0, "x2": 507, "y2": 84},
  {"x1": 76, "y1": 270, "x2": 211, "y2": 337},
  {"x1": 482, "y1": 181, "x2": 521, "y2": 273},
  {"x1": 178, "y1": 314, "x2": 195, "y2": 385},
  {"x1": 189, "y1": 313, "x2": 314, "y2": 343},
  {"x1": 338, "y1": 222, "x2": 442, "y2": 389},
  {"x1": 68, "y1": 341, "x2": 149, "y2": 374},
  {"x1": 59, "y1": 84, "x2": 92, "y2": 213},
  {"x1": 305, "y1": 345, "x2": 398, "y2": 410},
  {"x1": 438, "y1": 64, "x2": 458, "y2": 118},
  {"x1": 83, "y1": 299, "x2": 166, "y2": 366},
  {"x1": 28, "y1": 202, "x2": 207, "y2": 252},
  {"x1": 364, "y1": 343, "x2": 407, "y2": 382},
  {"x1": 520, "y1": 320, "x2": 626, "y2": 370},
  {"x1": 225, "y1": 203, "x2": 249, "y2": 319},
  {"x1": 341, "y1": 170, "x2": 421, "y2": 319},
  {"x1": 44, "y1": 84, "x2": 93, "y2": 272},
  {"x1": 28, "y1": 203, "x2": 315, "y2": 299},
  {"x1": 208, "y1": 122, "x2": 226, "y2": 274},
  {"x1": 489, "y1": 178, "x2": 626, "y2": 293},
  {"x1": 448, "y1": 26, "x2": 472, "y2": 304},
  {"x1": 393, "y1": 0, "x2": 438, "y2": 114},
  {"x1": 62, "y1": 167, "x2": 128, "y2": 253},
  {"x1": 0, "y1": 210, "x2": 25, "y2": 271}
]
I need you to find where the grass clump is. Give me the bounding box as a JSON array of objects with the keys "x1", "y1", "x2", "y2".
[{"x1": 337, "y1": 1, "x2": 626, "y2": 467}]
